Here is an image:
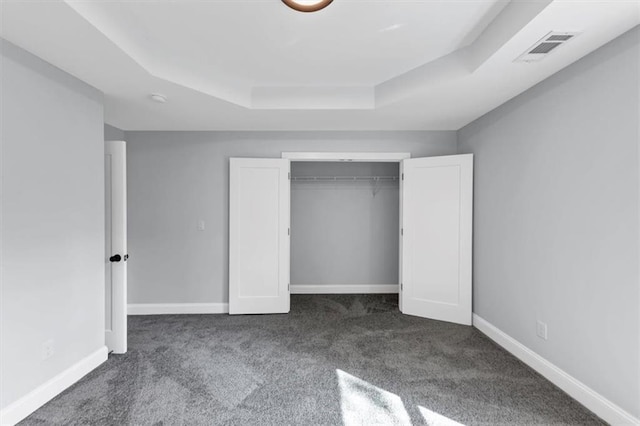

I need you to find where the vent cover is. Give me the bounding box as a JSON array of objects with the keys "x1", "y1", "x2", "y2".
[
  {"x1": 515, "y1": 31, "x2": 579, "y2": 63},
  {"x1": 529, "y1": 42, "x2": 562, "y2": 54}
]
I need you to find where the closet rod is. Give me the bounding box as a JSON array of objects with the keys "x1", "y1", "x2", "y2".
[{"x1": 291, "y1": 176, "x2": 399, "y2": 182}]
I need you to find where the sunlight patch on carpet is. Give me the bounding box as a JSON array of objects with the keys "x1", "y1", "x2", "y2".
[
  {"x1": 337, "y1": 369, "x2": 467, "y2": 426},
  {"x1": 337, "y1": 369, "x2": 411, "y2": 425},
  {"x1": 419, "y1": 405, "x2": 465, "y2": 426}
]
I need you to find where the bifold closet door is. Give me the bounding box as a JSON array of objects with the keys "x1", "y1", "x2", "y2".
[
  {"x1": 229, "y1": 158, "x2": 290, "y2": 314},
  {"x1": 401, "y1": 154, "x2": 473, "y2": 325}
]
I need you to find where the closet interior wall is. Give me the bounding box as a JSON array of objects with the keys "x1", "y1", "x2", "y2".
[{"x1": 290, "y1": 162, "x2": 400, "y2": 287}]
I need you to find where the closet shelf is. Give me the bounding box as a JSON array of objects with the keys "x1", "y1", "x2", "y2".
[{"x1": 291, "y1": 176, "x2": 399, "y2": 182}]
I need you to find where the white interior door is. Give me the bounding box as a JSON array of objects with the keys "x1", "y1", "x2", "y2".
[
  {"x1": 401, "y1": 154, "x2": 473, "y2": 325},
  {"x1": 229, "y1": 158, "x2": 290, "y2": 314},
  {"x1": 105, "y1": 140, "x2": 127, "y2": 353}
]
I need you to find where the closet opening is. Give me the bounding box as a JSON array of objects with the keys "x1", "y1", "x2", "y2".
[{"x1": 289, "y1": 161, "x2": 401, "y2": 307}]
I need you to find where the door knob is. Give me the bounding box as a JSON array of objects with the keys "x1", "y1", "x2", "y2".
[{"x1": 109, "y1": 254, "x2": 122, "y2": 262}]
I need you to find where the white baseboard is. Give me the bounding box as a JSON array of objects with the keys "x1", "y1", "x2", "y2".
[
  {"x1": 473, "y1": 314, "x2": 639, "y2": 426},
  {"x1": 128, "y1": 303, "x2": 229, "y2": 315},
  {"x1": 290, "y1": 284, "x2": 399, "y2": 294},
  {"x1": 0, "y1": 346, "x2": 108, "y2": 426},
  {"x1": 128, "y1": 290, "x2": 398, "y2": 314}
]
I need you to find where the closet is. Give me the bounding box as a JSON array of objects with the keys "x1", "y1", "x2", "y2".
[
  {"x1": 228, "y1": 152, "x2": 473, "y2": 325},
  {"x1": 290, "y1": 161, "x2": 400, "y2": 294}
]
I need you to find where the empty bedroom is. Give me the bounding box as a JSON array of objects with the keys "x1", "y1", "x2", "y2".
[{"x1": 1, "y1": 0, "x2": 639, "y2": 425}]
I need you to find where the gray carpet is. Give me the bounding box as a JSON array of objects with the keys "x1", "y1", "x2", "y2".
[{"x1": 21, "y1": 294, "x2": 603, "y2": 425}]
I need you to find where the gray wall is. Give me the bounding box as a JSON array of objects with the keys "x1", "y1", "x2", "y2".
[
  {"x1": 1, "y1": 40, "x2": 105, "y2": 409},
  {"x1": 125, "y1": 131, "x2": 457, "y2": 304},
  {"x1": 105, "y1": 124, "x2": 125, "y2": 141},
  {"x1": 291, "y1": 162, "x2": 399, "y2": 285},
  {"x1": 458, "y1": 27, "x2": 639, "y2": 417}
]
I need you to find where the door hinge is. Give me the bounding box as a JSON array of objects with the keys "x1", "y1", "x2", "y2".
[
  {"x1": 401, "y1": 228, "x2": 403, "y2": 236},
  {"x1": 288, "y1": 228, "x2": 290, "y2": 236},
  {"x1": 288, "y1": 172, "x2": 291, "y2": 180},
  {"x1": 401, "y1": 173, "x2": 404, "y2": 180},
  {"x1": 400, "y1": 283, "x2": 403, "y2": 291}
]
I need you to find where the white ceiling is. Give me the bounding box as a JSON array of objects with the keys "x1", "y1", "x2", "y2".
[{"x1": 1, "y1": 0, "x2": 638, "y2": 130}]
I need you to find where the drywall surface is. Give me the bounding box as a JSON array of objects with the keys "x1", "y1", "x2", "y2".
[
  {"x1": 1, "y1": 40, "x2": 105, "y2": 409},
  {"x1": 458, "y1": 27, "x2": 640, "y2": 417},
  {"x1": 291, "y1": 162, "x2": 399, "y2": 285},
  {"x1": 125, "y1": 131, "x2": 456, "y2": 303},
  {"x1": 105, "y1": 124, "x2": 125, "y2": 141}
]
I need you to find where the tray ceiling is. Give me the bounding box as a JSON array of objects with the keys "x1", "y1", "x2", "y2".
[{"x1": 1, "y1": 0, "x2": 638, "y2": 130}]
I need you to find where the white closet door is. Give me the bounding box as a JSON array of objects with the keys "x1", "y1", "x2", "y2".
[
  {"x1": 401, "y1": 154, "x2": 473, "y2": 325},
  {"x1": 229, "y1": 158, "x2": 290, "y2": 314}
]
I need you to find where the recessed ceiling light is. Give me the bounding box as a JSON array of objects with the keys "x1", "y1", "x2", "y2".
[
  {"x1": 282, "y1": 0, "x2": 333, "y2": 13},
  {"x1": 149, "y1": 93, "x2": 167, "y2": 103}
]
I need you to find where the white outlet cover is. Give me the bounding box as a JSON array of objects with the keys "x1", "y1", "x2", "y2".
[
  {"x1": 536, "y1": 321, "x2": 548, "y2": 340},
  {"x1": 42, "y1": 339, "x2": 54, "y2": 360}
]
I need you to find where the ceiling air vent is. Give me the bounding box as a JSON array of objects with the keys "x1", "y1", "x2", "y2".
[{"x1": 515, "y1": 31, "x2": 579, "y2": 63}]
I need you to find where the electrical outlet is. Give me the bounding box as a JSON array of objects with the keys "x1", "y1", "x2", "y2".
[
  {"x1": 197, "y1": 220, "x2": 205, "y2": 231},
  {"x1": 42, "y1": 339, "x2": 55, "y2": 360},
  {"x1": 536, "y1": 321, "x2": 548, "y2": 340}
]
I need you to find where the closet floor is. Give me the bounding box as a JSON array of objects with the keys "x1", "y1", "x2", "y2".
[{"x1": 21, "y1": 294, "x2": 603, "y2": 425}]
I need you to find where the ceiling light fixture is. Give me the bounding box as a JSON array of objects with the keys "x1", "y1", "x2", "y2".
[{"x1": 282, "y1": 0, "x2": 333, "y2": 13}]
